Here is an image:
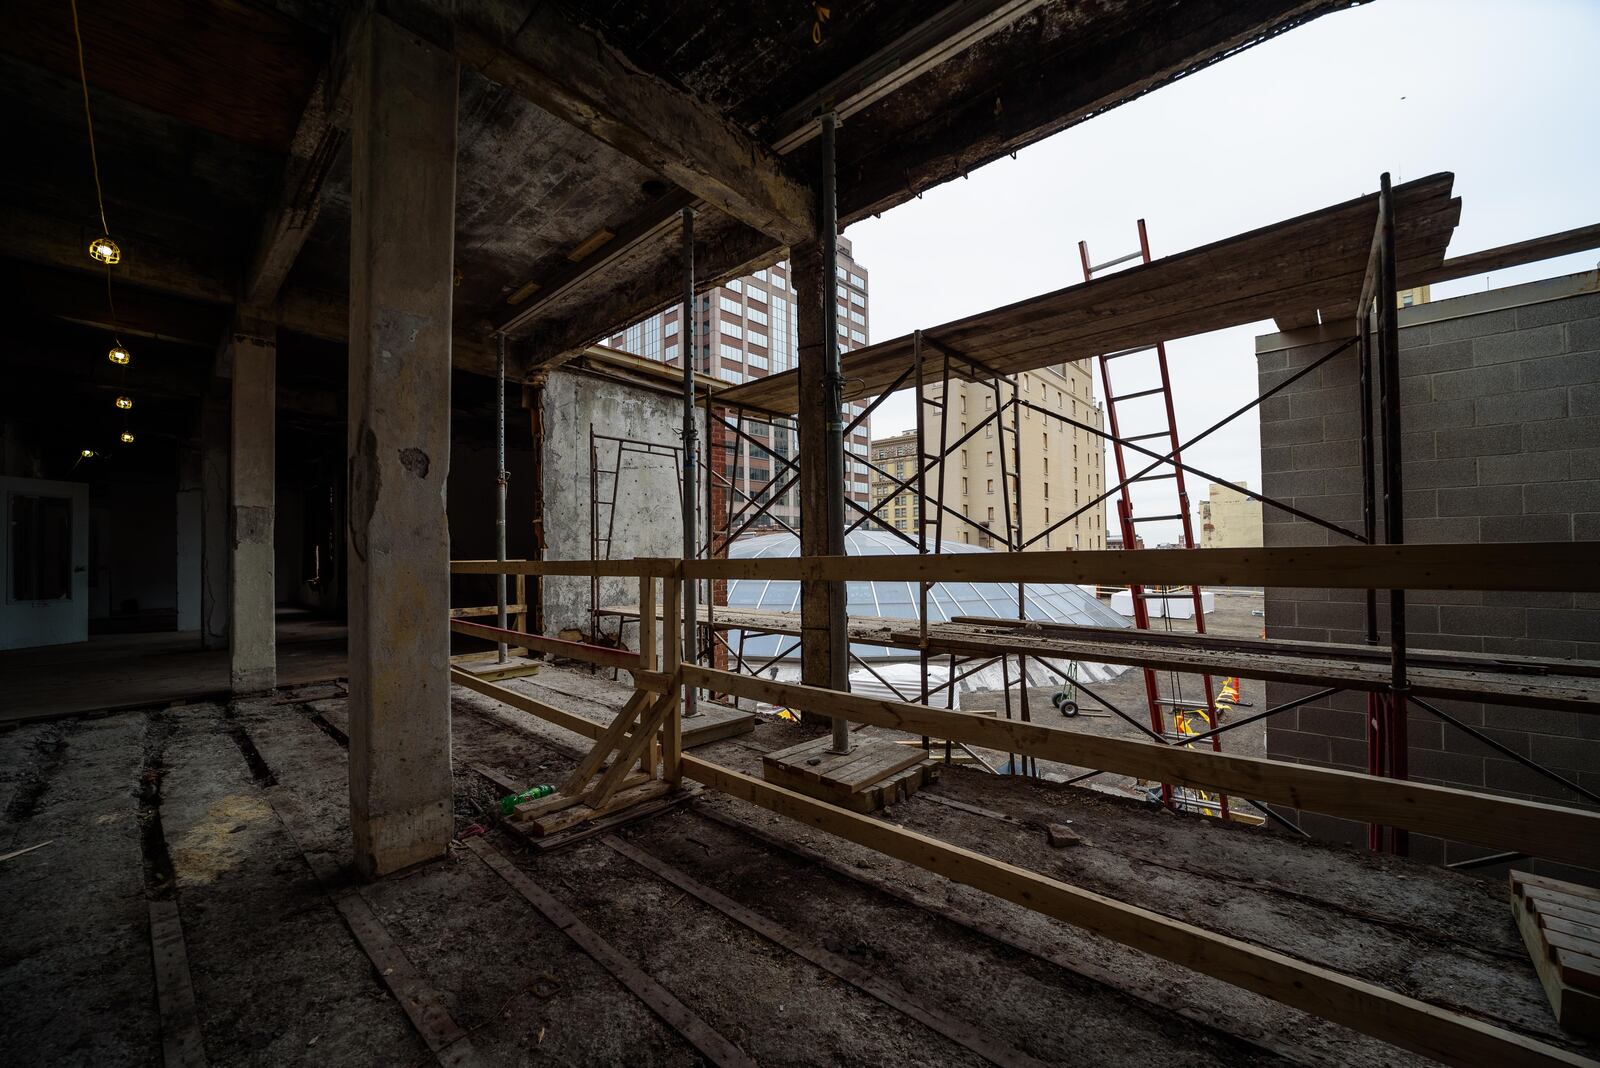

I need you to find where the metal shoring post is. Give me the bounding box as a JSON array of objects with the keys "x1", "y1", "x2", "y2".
[
  {"x1": 1377, "y1": 173, "x2": 1409, "y2": 856},
  {"x1": 818, "y1": 112, "x2": 851, "y2": 754},
  {"x1": 933, "y1": 347, "x2": 956, "y2": 764},
  {"x1": 1009, "y1": 381, "x2": 1035, "y2": 777},
  {"x1": 989, "y1": 375, "x2": 1018, "y2": 773},
  {"x1": 680, "y1": 208, "x2": 700, "y2": 718},
  {"x1": 588, "y1": 427, "x2": 600, "y2": 666},
  {"x1": 495, "y1": 332, "x2": 509, "y2": 664},
  {"x1": 1358, "y1": 310, "x2": 1384, "y2": 851},
  {"x1": 914, "y1": 330, "x2": 931, "y2": 752}
]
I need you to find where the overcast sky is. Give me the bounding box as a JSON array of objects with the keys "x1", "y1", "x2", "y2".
[{"x1": 844, "y1": 0, "x2": 1600, "y2": 545}]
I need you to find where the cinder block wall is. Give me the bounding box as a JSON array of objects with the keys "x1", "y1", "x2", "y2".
[{"x1": 1256, "y1": 272, "x2": 1600, "y2": 874}]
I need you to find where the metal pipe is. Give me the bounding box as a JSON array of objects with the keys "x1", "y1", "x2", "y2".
[
  {"x1": 914, "y1": 330, "x2": 931, "y2": 751},
  {"x1": 1377, "y1": 173, "x2": 1409, "y2": 855},
  {"x1": 1359, "y1": 312, "x2": 1384, "y2": 852},
  {"x1": 820, "y1": 111, "x2": 850, "y2": 753},
  {"x1": 495, "y1": 332, "x2": 508, "y2": 664},
  {"x1": 681, "y1": 207, "x2": 699, "y2": 717}
]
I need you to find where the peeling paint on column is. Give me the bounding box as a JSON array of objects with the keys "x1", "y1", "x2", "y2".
[{"x1": 348, "y1": 424, "x2": 381, "y2": 563}]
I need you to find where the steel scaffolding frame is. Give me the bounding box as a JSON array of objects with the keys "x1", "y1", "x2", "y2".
[{"x1": 570, "y1": 173, "x2": 1593, "y2": 842}]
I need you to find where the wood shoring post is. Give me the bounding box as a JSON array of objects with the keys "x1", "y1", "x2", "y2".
[
  {"x1": 663, "y1": 575, "x2": 683, "y2": 784},
  {"x1": 639, "y1": 573, "x2": 659, "y2": 778}
]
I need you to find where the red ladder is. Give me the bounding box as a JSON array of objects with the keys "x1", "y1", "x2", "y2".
[{"x1": 1078, "y1": 220, "x2": 1227, "y2": 818}]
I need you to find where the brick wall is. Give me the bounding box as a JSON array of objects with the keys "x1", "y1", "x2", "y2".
[{"x1": 1257, "y1": 273, "x2": 1600, "y2": 875}]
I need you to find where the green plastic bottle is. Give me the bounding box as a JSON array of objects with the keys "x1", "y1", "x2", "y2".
[{"x1": 498, "y1": 784, "x2": 556, "y2": 815}]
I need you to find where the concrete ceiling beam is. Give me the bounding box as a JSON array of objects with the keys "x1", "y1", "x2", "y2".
[{"x1": 453, "y1": 13, "x2": 814, "y2": 247}]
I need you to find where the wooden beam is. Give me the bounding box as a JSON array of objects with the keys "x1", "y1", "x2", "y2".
[
  {"x1": 560, "y1": 689, "x2": 653, "y2": 796},
  {"x1": 682, "y1": 543, "x2": 1600, "y2": 592},
  {"x1": 681, "y1": 755, "x2": 1591, "y2": 1068},
  {"x1": 454, "y1": 19, "x2": 813, "y2": 246},
  {"x1": 767, "y1": 0, "x2": 1048, "y2": 150},
  {"x1": 451, "y1": 557, "x2": 681, "y2": 578},
  {"x1": 493, "y1": 2, "x2": 1043, "y2": 345},
  {"x1": 451, "y1": 618, "x2": 646, "y2": 674},
  {"x1": 1410, "y1": 223, "x2": 1600, "y2": 289},
  {"x1": 683, "y1": 665, "x2": 1600, "y2": 869},
  {"x1": 838, "y1": 0, "x2": 1349, "y2": 222},
  {"x1": 240, "y1": 21, "x2": 357, "y2": 307},
  {"x1": 585, "y1": 690, "x2": 675, "y2": 809},
  {"x1": 450, "y1": 667, "x2": 604, "y2": 741}
]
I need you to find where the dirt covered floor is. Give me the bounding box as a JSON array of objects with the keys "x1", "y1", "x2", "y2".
[{"x1": 1, "y1": 661, "x2": 1592, "y2": 1067}]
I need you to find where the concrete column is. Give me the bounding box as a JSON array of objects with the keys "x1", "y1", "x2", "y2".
[
  {"x1": 346, "y1": 13, "x2": 457, "y2": 878},
  {"x1": 228, "y1": 320, "x2": 276, "y2": 691},
  {"x1": 175, "y1": 448, "x2": 202, "y2": 634},
  {"x1": 199, "y1": 389, "x2": 229, "y2": 649},
  {"x1": 793, "y1": 242, "x2": 835, "y2": 696}
]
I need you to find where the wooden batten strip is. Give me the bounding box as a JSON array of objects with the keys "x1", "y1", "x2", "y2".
[
  {"x1": 681, "y1": 543, "x2": 1600, "y2": 592},
  {"x1": 463, "y1": 837, "x2": 753, "y2": 1067},
  {"x1": 451, "y1": 557, "x2": 680, "y2": 578},
  {"x1": 680, "y1": 755, "x2": 1592, "y2": 1068},
  {"x1": 604, "y1": 835, "x2": 1053, "y2": 1068},
  {"x1": 684, "y1": 666, "x2": 1600, "y2": 868},
  {"x1": 148, "y1": 900, "x2": 209, "y2": 1068},
  {"x1": 450, "y1": 618, "x2": 642, "y2": 673}
]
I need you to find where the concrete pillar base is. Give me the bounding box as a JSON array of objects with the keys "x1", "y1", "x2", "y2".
[{"x1": 352, "y1": 799, "x2": 453, "y2": 878}]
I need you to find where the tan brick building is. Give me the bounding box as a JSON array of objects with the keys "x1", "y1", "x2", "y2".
[
  {"x1": 870, "y1": 363, "x2": 1107, "y2": 549},
  {"x1": 1198, "y1": 481, "x2": 1264, "y2": 548}
]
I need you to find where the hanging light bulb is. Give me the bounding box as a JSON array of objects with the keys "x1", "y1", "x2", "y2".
[
  {"x1": 108, "y1": 344, "x2": 130, "y2": 365},
  {"x1": 89, "y1": 235, "x2": 121, "y2": 265},
  {"x1": 115, "y1": 395, "x2": 133, "y2": 410},
  {"x1": 81, "y1": 448, "x2": 97, "y2": 458},
  {"x1": 120, "y1": 431, "x2": 135, "y2": 444}
]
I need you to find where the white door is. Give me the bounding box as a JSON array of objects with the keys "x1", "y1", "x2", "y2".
[{"x1": 2, "y1": 477, "x2": 90, "y2": 650}]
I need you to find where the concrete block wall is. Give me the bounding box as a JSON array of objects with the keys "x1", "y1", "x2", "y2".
[{"x1": 1256, "y1": 272, "x2": 1600, "y2": 875}]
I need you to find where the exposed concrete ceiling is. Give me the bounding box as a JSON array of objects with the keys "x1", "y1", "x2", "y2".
[{"x1": 0, "y1": 0, "x2": 1364, "y2": 394}]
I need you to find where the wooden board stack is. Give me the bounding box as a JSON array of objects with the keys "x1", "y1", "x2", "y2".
[
  {"x1": 763, "y1": 735, "x2": 939, "y2": 813},
  {"x1": 1511, "y1": 870, "x2": 1600, "y2": 1037}
]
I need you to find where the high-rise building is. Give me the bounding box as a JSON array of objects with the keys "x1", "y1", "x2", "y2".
[
  {"x1": 606, "y1": 237, "x2": 874, "y2": 532},
  {"x1": 869, "y1": 364, "x2": 1108, "y2": 550}
]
